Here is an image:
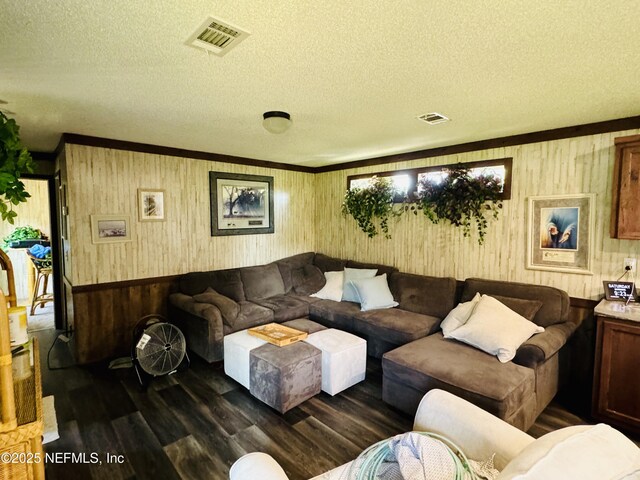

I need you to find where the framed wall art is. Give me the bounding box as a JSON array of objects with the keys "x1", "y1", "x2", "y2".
[
  {"x1": 526, "y1": 194, "x2": 595, "y2": 274},
  {"x1": 138, "y1": 189, "x2": 165, "y2": 222},
  {"x1": 90, "y1": 214, "x2": 132, "y2": 244},
  {"x1": 209, "y1": 172, "x2": 274, "y2": 236}
]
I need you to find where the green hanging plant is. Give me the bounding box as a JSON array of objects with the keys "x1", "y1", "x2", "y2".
[
  {"x1": 342, "y1": 176, "x2": 403, "y2": 239},
  {"x1": 411, "y1": 165, "x2": 503, "y2": 244},
  {"x1": 0, "y1": 111, "x2": 35, "y2": 224}
]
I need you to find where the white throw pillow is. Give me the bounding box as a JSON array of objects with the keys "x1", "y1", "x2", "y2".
[
  {"x1": 440, "y1": 292, "x2": 481, "y2": 336},
  {"x1": 311, "y1": 271, "x2": 344, "y2": 302},
  {"x1": 342, "y1": 267, "x2": 378, "y2": 302},
  {"x1": 497, "y1": 424, "x2": 640, "y2": 480},
  {"x1": 444, "y1": 295, "x2": 544, "y2": 363},
  {"x1": 351, "y1": 274, "x2": 399, "y2": 311}
]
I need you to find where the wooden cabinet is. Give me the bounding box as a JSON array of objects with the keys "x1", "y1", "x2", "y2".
[
  {"x1": 610, "y1": 134, "x2": 640, "y2": 239},
  {"x1": 592, "y1": 301, "x2": 640, "y2": 434}
]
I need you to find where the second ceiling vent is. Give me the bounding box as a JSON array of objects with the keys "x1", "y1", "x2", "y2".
[
  {"x1": 186, "y1": 16, "x2": 250, "y2": 56},
  {"x1": 417, "y1": 112, "x2": 450, "y2": 125}
]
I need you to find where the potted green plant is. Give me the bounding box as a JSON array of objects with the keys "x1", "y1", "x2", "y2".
[
  {"x1": 412, "y1": 165, "x2": 503, "y2": 244},
  {"x1": 0, "y1": 111, "x2": 35, "y2": 224},
  {"x1": 1, "y1": 225, "x2": 46, "y2": 251},
  {"x1": 342, "y1": 176, "x2": 403, "y2": 239}
]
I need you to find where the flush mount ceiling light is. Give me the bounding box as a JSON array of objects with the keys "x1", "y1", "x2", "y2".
[{"x1": 262, "y1": 111, "x2": 291, "y2": 134}]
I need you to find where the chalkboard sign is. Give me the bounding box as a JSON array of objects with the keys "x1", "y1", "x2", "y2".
[{"x1": 603, "y1": 281, "x2": 636, "y2": 301}]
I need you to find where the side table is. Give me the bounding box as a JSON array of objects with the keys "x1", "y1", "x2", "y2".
[{"x1": 592, "y1": 299, "x2": 640, "y2": 434}]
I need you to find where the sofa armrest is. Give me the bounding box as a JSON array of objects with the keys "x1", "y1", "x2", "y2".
[
  {"x1": 413, "y1": 389, "x2": 534, "y2": 470},
  {"x1": 230, "y1": 453, "x2": 289, "y2": 480},
  {"x1": 513, "y1": 321, "x2": 577, "y2": 368}
]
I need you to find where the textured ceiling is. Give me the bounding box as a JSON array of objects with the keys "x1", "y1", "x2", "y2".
[{"x1": 1, "y1": 1, "x2": 639, "y2": 167}]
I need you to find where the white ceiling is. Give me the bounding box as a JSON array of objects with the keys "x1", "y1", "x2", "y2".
[{"x1": 1, "y1": 1, "x2": 639, "y2": 168}]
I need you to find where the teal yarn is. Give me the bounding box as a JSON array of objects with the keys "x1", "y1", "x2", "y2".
[{"x1": 349, "y1": 431, "x2": 478, "y2": 480}]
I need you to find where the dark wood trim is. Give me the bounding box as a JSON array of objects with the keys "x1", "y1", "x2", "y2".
[
  {"x1": 346, "y1": 157, "x2": 513, "y2": 201},
  {"x1": 316, "y1": 115, "x2": 640, "y2": 173},
  {"x1": 36, "y1": 116, "x2": 640, "y2": 175},
  {"x1": 29, "y1": 151, "x2": 57, "y2": 162},
  {"x1": 570, "y1": 297, "x2": 599, "y2": 309},
  {"x1": 71, "y1": 274, "x2": 181, "y2": 293},
  {"x1": 61, "y1": 133, "x2": 315, "y2": 174}
]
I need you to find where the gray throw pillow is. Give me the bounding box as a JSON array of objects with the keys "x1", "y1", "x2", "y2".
[{"x1": 193, "y1": 287, "x2": 240, "y2": 327}]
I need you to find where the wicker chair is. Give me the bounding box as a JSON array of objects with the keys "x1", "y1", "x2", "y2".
[{"x1": 26, "y1": 252, "x2": 53, "y2": 316}]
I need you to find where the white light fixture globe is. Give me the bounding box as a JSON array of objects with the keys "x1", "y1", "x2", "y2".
[{"x1": 262, "y1": 111, "x2": 291, "y2": 134}]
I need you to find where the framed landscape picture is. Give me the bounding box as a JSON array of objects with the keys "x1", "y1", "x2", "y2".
[
  {"x1": 209, "y1": 172, "x2": 274, "y2": 236},
  {"x1": 91, "y1": 214, "x2": 132, "y2": 244},
  {"x1": 526, "y1": 194, "x2": 595, "y2": 274},
  {"x1": 138, "y1": 189, "x2": 165, "y2": 222}
]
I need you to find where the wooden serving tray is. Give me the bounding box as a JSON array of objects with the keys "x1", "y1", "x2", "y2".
[{"x1": 248, "y1": 323, "x2": 308, "y2": 347}]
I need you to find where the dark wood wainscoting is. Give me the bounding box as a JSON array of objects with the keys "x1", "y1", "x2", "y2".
[
  {"x1": 71, "y1": 275, "x2": 180, "y2": 364},
  {"x1": 69, "y1": 275, "x2": 600, "y2": 379}
]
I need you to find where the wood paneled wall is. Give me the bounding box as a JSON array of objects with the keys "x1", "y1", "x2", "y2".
[
  {"x1": 0, "y1": 179, "x2": 51, "y2": 301},
  {"x1": 315, "y1": 128, "x2": 640, "y2": 300},
  {"x1": 65, "y1": 144, "x2": 316, "y2": 286},
  {"x1": 71, "y1": 276, "x2": 179, "y2": 364}
]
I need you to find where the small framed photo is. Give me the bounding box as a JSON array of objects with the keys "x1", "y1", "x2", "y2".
[
  {"x1": 91, "y1": 215, "x2": 132, "y2": 244},
  {"x1": 138, "y1": 189, "x2": 165, "y2": 222},
  {"x1": 526, "y1": 193, "x2": 595, "y2": 274}
]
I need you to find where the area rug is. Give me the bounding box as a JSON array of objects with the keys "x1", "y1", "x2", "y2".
[{"x1": 43, "y1": 395, "x2": 59, "y2": 444}]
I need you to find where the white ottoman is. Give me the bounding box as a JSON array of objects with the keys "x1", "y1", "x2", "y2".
[
  {"x1": 305, "y1": 329, "x2": 367, "y2": 396},
  {"x1": 224, "y1": 330, "x2": 267, "y2": 389}
]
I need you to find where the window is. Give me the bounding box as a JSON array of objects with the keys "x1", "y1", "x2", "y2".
[{"x1": 346, "y1": 158, "x2": 512, "y2": 201}]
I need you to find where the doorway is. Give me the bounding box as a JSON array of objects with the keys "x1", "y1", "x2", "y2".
[{"x1": 0, "y1": 177, "x2": 59, "y2": 333}]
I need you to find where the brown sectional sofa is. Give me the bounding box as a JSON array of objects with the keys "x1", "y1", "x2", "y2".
[
  {"x1": 168, "y1": 252, "x2": 578, "y2": 430},
  {"x1": 168, "y1": 252, "x2": 456, "y2": 361}
]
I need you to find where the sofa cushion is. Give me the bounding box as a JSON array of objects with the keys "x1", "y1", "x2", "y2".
[
  {"x1": 355, "y1": 308, "x2": 441, "y2": 345},
  {"x1": 311, "y1": 271, "x2": 344, "y2": 302},
  {"x1": 275, "y1": 252, "x2": 316, "y2": 292},
  {"x1": 461, "y1": 278, "x2": 569, "y2": 327},
  {"x1": 342, "y1": 267, "x2": 378, "y2": 302},
  {"x1": 309, "y1": 299, "x2": 361, "y2": 331},
  {"x1": 491, "y1": 295, "x2": 543, "y2": 322},
  {"x1": 281, "y1": 318, "x2": 327, "y2": 334},
  {"x1": 346, "y1": 259, "x2": 398, "y2": 278},
  {"x1": 178, "y1": 268, "x2": 246, "y2": 301},
  {"x1": 314, "y1": 253, "x2": 347, "y2": 273},
  {"x1": 389, "y1": 272, "x2": 457, "y2": 319},
  {"x1": 292, "y1": 264, "x2": 325, "y2": 296},
  {"x1": 223, "y1": 301, "x2": 274, "y2": 333},
  {"x1": 441, "y1": 292, "x2": 481, "y2": 336},
  {"x1": 241, "y1": 263, "x2": 286, "y2": 301},
  {"x1": 497, "y1": 424, "x2": 640, "y2": 480},
  {"x1": 382, "y1": 333, "x2": 536, "y2": 422},
  {"x1": 352, "y1": 274, "x2": 399, "y2": 311},
  {"x1": 193, "y1": 287, "x2": 240, "y2": 327},
  {"x1": 255, "y1": 295, "x2": 311, "y2": 322},
  {"x1": 444, "y1": 295, "x2": 545, "y2": 363}
]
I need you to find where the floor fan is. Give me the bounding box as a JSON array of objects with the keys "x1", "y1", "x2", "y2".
[{"x1": 131, "y1": 314, "x2": 189, "y2": 388}]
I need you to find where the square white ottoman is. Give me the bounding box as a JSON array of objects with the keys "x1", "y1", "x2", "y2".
[
  {"x1": 224, "y1": 330, "x2": 267, "y2": 389},
  {"x1": 305, "y1": 328, "x2": 367, "y2": 396}
]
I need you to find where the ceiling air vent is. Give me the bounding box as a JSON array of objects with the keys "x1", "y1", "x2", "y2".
[
  {"x1": 186, "y1": 17, "x2": 250, "y2": 56},
  {"x1": 417, "y1": 112, "x2": 450, "y2": 125}
]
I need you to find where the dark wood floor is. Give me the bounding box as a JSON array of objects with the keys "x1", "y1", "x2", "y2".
[{"x1": 33, "y1": 328, "x2": 631, "y2": 480}]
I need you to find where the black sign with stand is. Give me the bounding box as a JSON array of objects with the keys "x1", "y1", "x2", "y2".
[{"x1": 603, "y1": 281, "x2": 636, "y2": 301}]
